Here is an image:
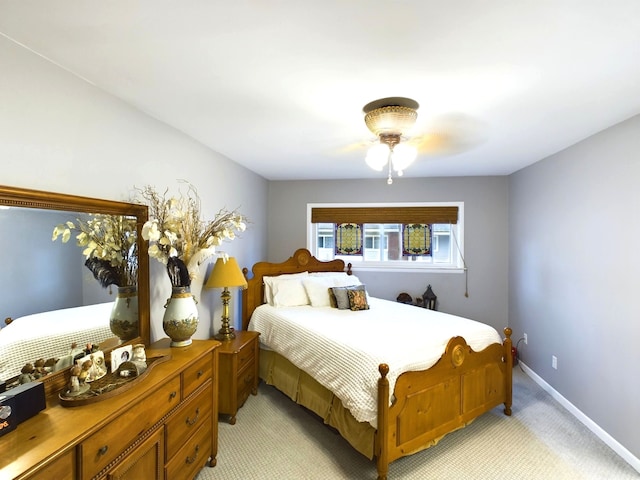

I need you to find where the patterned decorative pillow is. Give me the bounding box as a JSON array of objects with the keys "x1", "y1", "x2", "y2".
[{"x1": 347, "y1": 288, "x2": 370, "y2": 311}]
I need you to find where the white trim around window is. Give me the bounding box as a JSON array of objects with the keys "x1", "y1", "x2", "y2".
[{"x1": 306, "y1": 201, "x2": 465, "y2": 273}]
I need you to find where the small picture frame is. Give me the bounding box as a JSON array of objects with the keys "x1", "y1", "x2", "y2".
[{"x1": 110, "y1": 345, "x2": 133, "y2": 373}]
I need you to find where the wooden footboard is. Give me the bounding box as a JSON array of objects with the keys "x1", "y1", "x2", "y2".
[{"x1": 375, "y1": 328, "x2": 513, "y2": 480}]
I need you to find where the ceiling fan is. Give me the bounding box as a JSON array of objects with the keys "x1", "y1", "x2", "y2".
[{"x1": 359, "y1": 97, "x2": 486, "y2": 184}]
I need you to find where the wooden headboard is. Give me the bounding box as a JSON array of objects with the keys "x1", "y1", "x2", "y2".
[{"x1": 241, "y1": 248, "x2": 350, "y2": 330}]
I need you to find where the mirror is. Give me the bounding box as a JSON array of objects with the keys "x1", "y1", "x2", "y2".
[{"x1": 0, "y1": 185, "x2": 149, "y2": 394}]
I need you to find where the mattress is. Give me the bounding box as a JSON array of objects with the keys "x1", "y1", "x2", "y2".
[{"x1": 249, "y1": 297, "x2": 502, "y2": 426}]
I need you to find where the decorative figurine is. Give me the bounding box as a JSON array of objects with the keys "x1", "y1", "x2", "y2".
[
  {"x1": 66, "y1": 364, "x2": 89, "y2": 396},
  {"x1": 44, "y1": 358, "x2": 59, "y2": 373},
  {"x1": 396, "y1": 292, "x2": 413, "y2": 304},
  {"x1": 33, "y1": 358, "x2": 47, "y2": 379},
  {"x1": 84, "y1": 343, "x2": 99, "y2": 356},
  {"x1": 78, "y1": 359, "x2": 92, "y2": 384},
  {"x1": 132, "y1": 344, "x2": 146, "y2": 362},
  {"x1": 90, "y1": 352, "x2": 108, "y2": 381},
  {"x1": 19, "y1": 363, "x2": 36, "y2": 384}
]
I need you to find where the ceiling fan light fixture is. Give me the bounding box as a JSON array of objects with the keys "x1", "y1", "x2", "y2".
[{"x1": 362, "y1": 97, "x2": 420, "y2": 183}]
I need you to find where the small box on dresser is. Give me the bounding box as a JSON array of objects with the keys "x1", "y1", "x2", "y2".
[{"x1": 217, "y1": 330, "x2": 259, "y2": 424}]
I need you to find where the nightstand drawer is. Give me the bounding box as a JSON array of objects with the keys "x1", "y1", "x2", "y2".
[
  {"x1": 182, "y1": 354, "x2": 212, "y2": 398},
  {"x1": 165, "y1": 381, "x2": 212, "y2": 460},
  {"x1": 236, "y1": 342, "x2": 255, "y2": 371},
  {"x1": 165, "y1": 421, "x2": 212, "y2": 480},
  {"x1": 79, "y1": 375, "x2": 181, "y2": 479},
  {"x1": 236, "y1": 361, "x2": 255, "y2": 405}
]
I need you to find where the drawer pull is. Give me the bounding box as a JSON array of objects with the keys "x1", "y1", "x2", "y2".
[
  {"x1": 244, "y1": 375, "x2": 254, "y2": 384},
  {"x1": 98, "y1": 445, "x2": 109, "y2": 456},
  {"x1": 197, "y1": 369, "x2": 204, "y2": 378},
  {"x1": 185, "y1": 445, "x2": 200, "y2": 465},
  {"x1": 169, "y1": 391, "x2": 177, "y2": 400},
  {"x1": 185, "y1": 407, "x2": 200, "y2": 426}
]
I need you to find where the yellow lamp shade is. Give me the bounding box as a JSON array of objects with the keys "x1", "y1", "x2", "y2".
[{"x1": 205, "y1": 257, "x2": 247, "y2": 289}]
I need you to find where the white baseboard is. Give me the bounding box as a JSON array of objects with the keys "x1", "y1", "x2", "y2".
[{"x1": 519, "y1": 362, "x2": 640, "y2": 474}]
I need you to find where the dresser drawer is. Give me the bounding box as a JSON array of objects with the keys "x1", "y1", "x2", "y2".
[
  {"x1": 26, "y1": 450, "x2": 75, "y2": 480},
  {"x1": 182, "y1": 354, "x2": 212, "y2": 398},
  {"x1": 165, "y1": 421, "x2": 212, "y2": 480},
  {"x1": 79, "y1": 375, "x2": 181, "y2": 479},
  {"x1": 165, "y1": 381, "x2": 212, "y2": 460}
]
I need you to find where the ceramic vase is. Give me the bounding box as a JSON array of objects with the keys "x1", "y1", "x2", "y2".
[
  {"x1": 163, "y1": 286, "x2": 199, "y2": 347},
  {"x1": 109, "y1": 286, "x2": 139, "y2": 341}
]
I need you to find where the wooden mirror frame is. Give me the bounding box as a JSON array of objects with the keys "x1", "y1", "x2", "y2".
[{"x1": 0, "y1": 184, "x2": 150, "y2": 396}]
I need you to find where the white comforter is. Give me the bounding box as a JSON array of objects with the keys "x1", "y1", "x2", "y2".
[
  {"x1": 0, "y1": 302, "x2": 114, "y2": 381},
  {"x1": 249, "y1": 297, "x2": 502, "y2": 426}
]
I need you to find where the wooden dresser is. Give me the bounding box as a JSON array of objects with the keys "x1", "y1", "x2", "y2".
[
  {"x1": 0, "y1": 338, "x2": 220, "y2": 480},
  {"x1": 217, "y1": 331, "x2": 259, "y2": 424}
]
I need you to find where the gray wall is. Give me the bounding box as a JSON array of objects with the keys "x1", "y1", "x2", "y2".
[
  {"x1": 268, "y1": 177, "x2": 509, "y2": 332},
  {"x1": 1, "y1": 35, "x2": 269, "y2": 341},
  {"x1": 1, "y1": 209, "x2": 83, "y2": 320},
  {"x1": 509, "y1": 114, "x2": 640, "y2": 458}
]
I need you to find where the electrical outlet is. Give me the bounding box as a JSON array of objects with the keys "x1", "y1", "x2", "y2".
[
  {"x1": 552, "y1": 355, "x2": 558, "y2": 370},
  {"x1": 523, "y1": 333, "x2": 528, "y2": 345}
]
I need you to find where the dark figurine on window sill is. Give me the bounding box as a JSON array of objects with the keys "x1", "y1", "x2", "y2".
[{"x1": 396, "y1": 284, "x2": 437, "y2": 310}]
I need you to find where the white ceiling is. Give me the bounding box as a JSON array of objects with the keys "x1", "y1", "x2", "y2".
[{"x1": 2, "y1": 1, "x2": 640, "y2": 181}]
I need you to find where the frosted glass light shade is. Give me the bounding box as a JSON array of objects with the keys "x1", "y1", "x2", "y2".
[
  {"x1": 365, "y1": 143, "x2": 390, "y2": 171},
  {"x1": 391, "y1": 143, "x2": 417, "y2": 172}
]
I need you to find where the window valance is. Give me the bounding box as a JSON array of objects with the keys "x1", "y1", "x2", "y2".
[{"x1": 310, "y1": 206, "x2": 458, "y2": 225}]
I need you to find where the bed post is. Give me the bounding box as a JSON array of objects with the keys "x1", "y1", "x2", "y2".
[
  {"x1": 503, "y1": 327, "x2": 513, "y2": 416},
  {"x1": 376, "y1": 364, "x2": 390, "y2": 480}
]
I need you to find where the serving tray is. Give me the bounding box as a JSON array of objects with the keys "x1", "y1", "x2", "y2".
[{"x1": 58, "y1": 355, "x2": 170, "y2": 407}]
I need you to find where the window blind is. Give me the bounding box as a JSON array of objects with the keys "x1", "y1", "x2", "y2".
[{"x1": 311, "y1": 206, "x2": 458, "y2": 224}]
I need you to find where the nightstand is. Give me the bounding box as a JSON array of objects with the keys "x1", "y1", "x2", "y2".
[{"x1": 217, "y1": 330, "x2": 260, "y2": 424}]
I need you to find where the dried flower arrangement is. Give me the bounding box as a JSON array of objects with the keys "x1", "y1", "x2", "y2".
[
  {"x1": 52, "y1": 214, "x2": 138, "y2": 288},
  {"x1": 135, "y1": 182, "x2": 246, "y2": 288}
]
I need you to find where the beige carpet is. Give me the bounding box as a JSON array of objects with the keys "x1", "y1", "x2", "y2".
[{"x1": 196, "y1": 368, "x2": 639, "y2": 479}]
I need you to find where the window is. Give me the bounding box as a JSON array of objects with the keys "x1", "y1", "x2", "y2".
[{"x1": 308, "y1": 202, "x2": 464, "y2": 272}]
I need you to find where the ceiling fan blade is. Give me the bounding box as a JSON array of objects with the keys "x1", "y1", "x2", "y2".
[
  {"x1": 338, "y1": 139, "x2": 374, "y2": 153},
  {"x1": 411, "y1": 113, "x2": 488, "y2": 156}
]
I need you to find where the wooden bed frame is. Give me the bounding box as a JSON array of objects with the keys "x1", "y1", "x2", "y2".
[{"x1": 241, "y1": 248, "x2": 513, "y2": 480}]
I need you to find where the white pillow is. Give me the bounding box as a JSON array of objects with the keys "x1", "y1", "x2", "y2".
[
  {"x1": 309, "y1": 271, "x2": 349, "y2": 277},
  {"x1": 302, "y1": 274, "x2": 362, "y2": 307},
  {"x1": 333, "y1": 274, "x2": 361, "y2": 287},
  {"x1": 271, "y1": 277, "x2": 310, "y2": 307},
  {"x1": 263, "y1": 272, "x2": 309, "y2": 305},
  {"x1": 301, "y1": 276, "x2": 335, "y2": 307}
]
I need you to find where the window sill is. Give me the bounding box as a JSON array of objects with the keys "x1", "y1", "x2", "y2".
[{"x1": 344, "y1": 263, "x2": 466, "y2": 274}]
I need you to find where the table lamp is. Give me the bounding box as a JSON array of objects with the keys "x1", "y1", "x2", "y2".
[{"x1": 205, "y1": 257, "x2": 247, "y2": 340}]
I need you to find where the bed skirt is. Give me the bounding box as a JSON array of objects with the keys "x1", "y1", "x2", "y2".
[
  {"x1": 259, "y1": 347, "x2": 472, "y2": 463},
  {"x1": 259, "y1": 348, "x2": 376, "y2": 459}
]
